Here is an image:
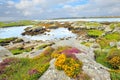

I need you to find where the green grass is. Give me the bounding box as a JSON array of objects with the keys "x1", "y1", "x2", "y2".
[
  {"x1": 36, "y1": 43, "x2": 53, "y2": 50},
  {"x1": 95, "y1": 50, "x2": 111, "y2": 68},
  {"x1": 104, "y1": 33, "x2": 120, "y2": 41},
  {"x1": 87, "y1": 30, "x2": 104, "y2": 37},
  {"x1": 10, "y1": 48, "x2": 31, "y2": 55},
  {"x1": 85, "y1": 22, "x2": 102, "y2": 27},
  {"x1": 0, "y1": 51, "x2": 51, "y2": 80},
  {"x1": 0, "y1": 37, "x2": 17, "y2": 43},
  {"x1": 0, "y1": 20, "x2": 35, "y2": 28},
  {"x1": 110, "y1": 23, "x2": 120, "y2": 29},
  {"x1": 110, "y1": 71, "x2": 120, "y2": 80},
  {"x1": 95, "y1": 49, "x2": 120, "y2": 80}
]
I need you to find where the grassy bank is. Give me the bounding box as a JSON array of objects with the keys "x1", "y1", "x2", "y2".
[
  {"x1": 0, "y1": 47, "x2": 54, "y2": 80},
  {"x1": 0, "y1": 20, "x2": 35, "y2": 28}
]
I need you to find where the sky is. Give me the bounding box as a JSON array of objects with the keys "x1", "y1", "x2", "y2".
[{"x1": 0, "y1": 0, "x2": 120, "y2": 21}]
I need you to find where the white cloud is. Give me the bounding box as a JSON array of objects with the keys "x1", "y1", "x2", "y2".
[{"x1": 0, "y1": 0, "x2": 120, "y2": 21}]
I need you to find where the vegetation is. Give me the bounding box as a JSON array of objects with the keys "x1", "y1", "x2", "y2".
[
  {"x1": 55, "y1": 54, "x2": 83, "y2": 78},
  {"x1": 51, "y1": 46, "x2": 90, "y2": 79},
  {"x1": 87, "y1": 30, "x2": 104, "y2": 37},
  {"x1": 104, "y1": 32, "x2": 120, "y2": 41},
  {"x1": 106, "y1": 48, "x2": 120, "y2": 69},
  {"x1": 10, "y1": 48, "x2": 32, "y2": 55},
  {"x1": 85, "y1": 22, "x2": 102, "y2": 27},
  {"x1": 0, "y1": 37, "x2": 17, "y2": 43},
  {"x1": 36, "y1": 43, "x2": 53, "y2": 50},
  {"x1": 94, "y1": 48, "x2": 120, "y2": 80},
  {"x1": 0, "y1": 20, "x2": 35, "y2": 28},
  {"x1": 0, "y1": 46, "x2": 54, "y2": 80},
  {"x1": 81, "y1": 42, "x2": 92, "y2": 47},
  {"x1": 96, "y1": 38, "x2": 111, "y2": 49},
  {"x1": 110, "y1": 23, "x2": 120, "y2": 29},
  {"x1": 110, "y1": 71, "x2": 120, "y2": 80}
]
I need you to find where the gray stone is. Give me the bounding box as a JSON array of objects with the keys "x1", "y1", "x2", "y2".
[
  {"x1": 91, "y1": 43, "x2": 100, "y2": 49},
  {"x1": 76, "y1": 53, "x2": 111, "y2": 80},
  {"x1": 109, "y1": 42, "x2": 116, "y2": 47},
  {"x1": 0, "y1": 46, "x2": 13, "y2": 58},
  {"x1": 117, "y1": 42, "x2": 120, "y2": 49}
]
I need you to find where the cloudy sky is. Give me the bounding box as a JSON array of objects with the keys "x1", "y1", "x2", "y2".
[{"x1": 0, "y1": 0, "x2": 120, "y2": 21}]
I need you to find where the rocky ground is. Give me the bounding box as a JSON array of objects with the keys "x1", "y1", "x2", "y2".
[{"x1": 0, "y1": 21, "x2": 120, "y2": 80}]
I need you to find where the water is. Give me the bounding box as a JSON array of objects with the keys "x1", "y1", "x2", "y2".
[
  {"x1": 0, "y1": 26, "x2": 77, "y2": 41},
  {"x1": 0, "y1": 26, "x2": 27, "y2": 38},
  {"x1": 41, "y1": 18, "x2": 120, "y2": 22}
]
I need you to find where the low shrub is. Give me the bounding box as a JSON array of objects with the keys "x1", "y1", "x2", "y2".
[
  {"x1": 55, "y1": 54, "x2": 83, "y2": 78},
  {"x1": 51, "y1": 46, "x2": 80, "y2": 59},
  {"x1": 106, "y1": 48, "x2": 120, "y2": 69}
]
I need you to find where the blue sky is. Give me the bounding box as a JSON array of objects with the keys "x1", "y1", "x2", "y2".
[{"x1": 0, "y1": 0, "x2": 120, "y2": 21}]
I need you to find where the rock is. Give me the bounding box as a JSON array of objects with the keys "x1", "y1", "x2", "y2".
[
  {"x1": 0, "y1": 58, "x2": 2, "y2": 63},
  {"x1": 5, "y1": 43, "x2": 24, "y2": 50},
  {"x1": 104, "y1": 26, "x2": 112, "y2": 32},
  {"x1": 91, "y1": 43, "x2": 100, "y2": 49},
  {"x1": 113, "y1": 27, "x2": 120, "y2": 33},
  {"x1": 0, "y1": 46, "x2": 12, "y2": 58},
  {"x1": 39, "y1": 59, "x2": 74, "y2": 80},
  {"x1": 52, "y1": 38, "x2": 95, "y2": 59},
  {"x1": 88, "y1": 38, "x2": 96, "y2": 43},
  {"x1": 109, "y1": 42, "x2": 116, "y2": 47},
  {"x1": 22, "y1": 27, "x2": 46, "y2": 35},
  {"x1": 117, "y1": 42, "x2": 120, "y2": 49},
  {"x1": 76, "y1": 53, "x2": 111, "y2": 80}
]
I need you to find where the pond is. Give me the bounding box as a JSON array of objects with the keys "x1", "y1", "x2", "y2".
[{"x1": 0, "y1": 26, "x2": 77, "y2": 41}]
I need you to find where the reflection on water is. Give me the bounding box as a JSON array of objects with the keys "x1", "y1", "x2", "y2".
[{"x1": 0, "y1": 26, "x2": 77, "y2": 41}]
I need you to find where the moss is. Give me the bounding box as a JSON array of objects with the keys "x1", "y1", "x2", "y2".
[
  {"x1": 104, "y1": 33, "x2": 120, "y2": 41},
  {"x1": 85, "y1": 22, "x2": 102, "y2": 28},
  {"x1": 87, "y1": 30, "x2": 104, "y2": 38},
  {"x1": 36, "y1": 43, "x2": 53, "y2": 50},
  {"x1": 10, "y1": 48, "x2": 31, "y2": 55},
  {"x1": 81, "y1": 42, "x2": 92, "y2": 47},
  {"x1": 0, "y1": 37, "x2": 17, "y2": 43}
]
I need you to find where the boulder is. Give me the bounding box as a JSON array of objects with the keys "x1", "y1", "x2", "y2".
[
  {"x1": 22, "y1": 27, "x2": 46, "y2": 35},
  {"x1": 104, "y1": 26, "x2": 112, "y2": 32},
  {"x1": 76, "y1": 53, "x2": 111, "y2": 80},
  {"x1": 0, "y1": 46, "x2": 12, "y2": 58}
]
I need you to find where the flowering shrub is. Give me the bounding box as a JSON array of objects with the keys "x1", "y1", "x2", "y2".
[
  {"x1": 51, "y1": 46, "x2": 80, "y2": 59},
  {"x1": 108, "y1": 56, "x2": 120, "y2": 69},
  {"x1": 55, "y1": 54, "x2": 83, "y2": 78},
  {"x1": 106, "y1": 48, "x2": 120, "y2": 69}
]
